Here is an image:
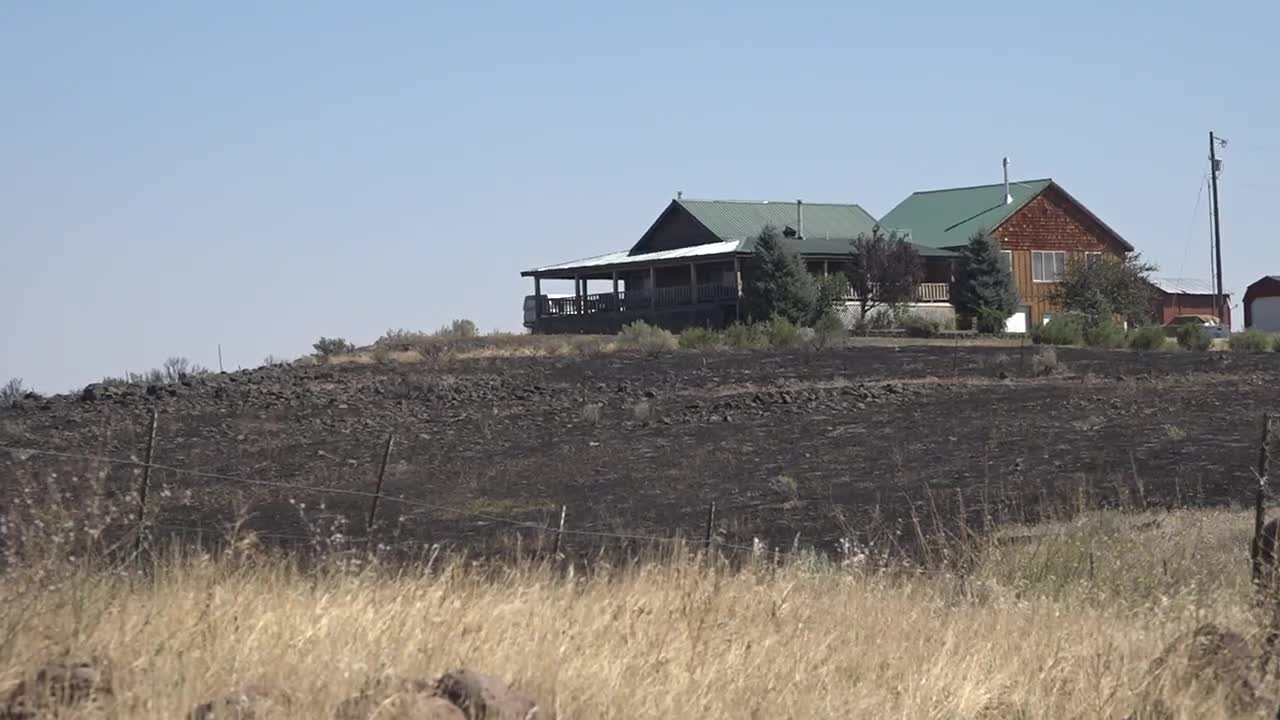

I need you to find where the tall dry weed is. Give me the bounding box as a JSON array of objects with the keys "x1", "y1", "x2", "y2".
[{"x1": 1, "y1": 509, "x2": 1277, "y2": 718}]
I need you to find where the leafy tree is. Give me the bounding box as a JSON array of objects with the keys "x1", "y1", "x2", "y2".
[
  {"x1": 1048, "y1": 253, "x2": 1158, "y2": 328},
  {"x1": 743, "y1": 225, "x2": 818, "y2": 325},
  {"x1": 844, "y1": 227, "x2": 921, "y2": 321},
  {"x1": 954, "y1": 229, "x2": 1018, "y2": 333}
]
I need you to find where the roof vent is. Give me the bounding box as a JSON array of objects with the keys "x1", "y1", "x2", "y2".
[{"x1": 1002, "y1": 157, "x2": 1013, "y2": 205}]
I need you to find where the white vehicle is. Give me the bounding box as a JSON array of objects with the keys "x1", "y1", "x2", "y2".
[{"x1": 523, "y1": 294, "x2": 572, "y2": 329}]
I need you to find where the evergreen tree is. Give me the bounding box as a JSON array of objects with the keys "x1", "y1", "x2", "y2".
[
  {"x1": 743, "y1": 225, "x2": 818, "y2": 325},
  {"x1": 954, "y1": 229, "x2": 1018, "y2": 333}
]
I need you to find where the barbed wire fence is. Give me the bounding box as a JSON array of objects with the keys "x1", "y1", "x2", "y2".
[
  {"x1": 7, "y1": 393, "x2": 1261, "y2": 578},
  {"x1": 0, "y1": 406, "x2": 843, "y2": 567}
]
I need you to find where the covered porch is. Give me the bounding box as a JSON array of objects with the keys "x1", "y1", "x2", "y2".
[
  {"x1": 521, "y1": 241, "x2": 745, "y2": 333},
  {"x1": 522, "y1": 244, "x2": 959, "y2": 333}
]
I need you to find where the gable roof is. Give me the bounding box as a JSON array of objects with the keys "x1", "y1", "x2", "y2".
[
  {"x1": 878, "y1": 179, "x2": 1134, "y2": 252},
  {"x1": 673, "y1": 199, "x2": 880, "y2": 243},
  {"x1": 1245, "y1": 276, "x2": 1280, "y2": 297}
]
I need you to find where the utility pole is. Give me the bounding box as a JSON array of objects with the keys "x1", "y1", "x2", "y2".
[{"x1": 1209, "y1": 132, "x2": 1227, "y2": 323}]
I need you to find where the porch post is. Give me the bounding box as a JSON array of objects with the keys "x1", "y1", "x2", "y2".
[
  {"x1": 611, "y1": 270, "x2": 619, "y2": 298},
  {"x1": 733, "y1": 257, "x2": 743, "y2": 322},
  {"x1": 689, "y1": 262, "x2": 698, "y2": 304},
  {"x1": 649, "y1": 266, "x2": 656, "y2": 312},
  {"x1": 823, "y1": 260, "x2": 829, "y2": 276},
  {"x1": 533, "y1": 276, "x2": 542, "y2": 321},
  {"x1": 574, "y1": 275, "x2": 582, "y2": 314}
]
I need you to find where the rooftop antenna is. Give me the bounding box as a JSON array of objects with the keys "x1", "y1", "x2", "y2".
[
  {"x1": 1002, "y1": 157, "x2": 1013, "y2": 205},
  {"x1": 676, "y1": 190, "x2": 683, "y2": 200},
  {"x1": 796, "y1": 200, "x2": 804, "y2": 239}
]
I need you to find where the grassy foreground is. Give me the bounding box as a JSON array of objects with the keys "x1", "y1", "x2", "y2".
[{"x1": 1, "y1": 508, "x2": 1277, "y2": 718}]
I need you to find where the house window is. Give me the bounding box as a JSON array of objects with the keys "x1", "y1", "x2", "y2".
[
  {"x1": 1032, "y1": 251, "x2": 1066, "y2": 282},
  {"x1": 1000, "y1": 250, "x2": 1013, "y2": 271},
  {"x1": 1085, "y1": 252, "x2": 1103, "y2": 268}
]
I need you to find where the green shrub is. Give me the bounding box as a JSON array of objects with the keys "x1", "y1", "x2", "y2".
[
  {"x1": 435, "y1": 319, "x2": 479, "y2": 339},
  {"x1": 1083, "y1": 319, "x2": 1126, "y2": 349},
  {"x1": 723, "y1": 323, "x2": 769, "y2": 350},
  {"x1": 899, "y1": 313, "x2": 940, "y2": 338},
  {"x1": 975, "y1": 306, "x2": 1010, "y2": 335},
  {"x1": 1176, "y1": 323, "x2": 1212, "y2": 352},
  {"x1": 811, "y1": 312, "x2": 847, "y2": 349},
  {"x1": 1231, "y1": 329, "x2": 1273, "y2": 353},
  {"x1": 1032, "y1": 314, "x2": 1084, "y2": 346},
  {"x1": 1274, "y1": 334, "x2": 1280, "y2": 353},
  {"x1": 1127, "y1": 325, "x2": 1168, "y2": 351},
  {"x1": 765, "y1": 316, "x2": 803, "y2": 347},
  {"x1": 679, "y1": 327, "x2": 723, "y2": 350},
  {"x1": 616, "y1": 320, "x2": 678, "y2": 352},
  {"x1": 313, "y1": 337, "x2": 356, "y2": 357}
]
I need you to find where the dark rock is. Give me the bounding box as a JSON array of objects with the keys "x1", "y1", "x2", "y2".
[
  {"x1": 431, "y1": 670, "x2": 543, "y2": 720},
  {"x1": 2, "y1": 655, "x2": 115, "y2": 719},
  {"x1": 189, "y1": 684, "x2": 293, "y2": 719},
  {"x1": 79, "y1": 384, "x2": 111, "y2": 403}
]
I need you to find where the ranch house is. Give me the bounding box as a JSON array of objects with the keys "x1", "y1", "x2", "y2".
[
  {"x1": 879, "y1": 178, "x2": 1134, "y2": 332},
  {"x1": 521, "y1": 198, "x2": 957, "y2": 334}
]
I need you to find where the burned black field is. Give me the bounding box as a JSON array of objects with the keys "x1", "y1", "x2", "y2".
[{"x1": 2, "y1": 345, "x2": 1278, "y2": 558}]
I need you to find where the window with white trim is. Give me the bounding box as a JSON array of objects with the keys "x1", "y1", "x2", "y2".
[
  {"x1": 1032, "y1": 251, "x2": 1066, "y2": 282},
  {"x1": 1000, "y1": 250, "x2": 1013, "y2": 271}
]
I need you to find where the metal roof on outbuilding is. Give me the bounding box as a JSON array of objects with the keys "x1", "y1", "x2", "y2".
[{"x1": 1150, "y1": 277, "x2": 1218, "y2": 295}]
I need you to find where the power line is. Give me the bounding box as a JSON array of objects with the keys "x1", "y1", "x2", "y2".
[{"x1": 1177, "y1": 168, "x2": 1209, "y2": 277}]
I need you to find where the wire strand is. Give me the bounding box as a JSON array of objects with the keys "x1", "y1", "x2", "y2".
[{"x1": 1, "y1": 444, "x2": 773, "y2": 554}]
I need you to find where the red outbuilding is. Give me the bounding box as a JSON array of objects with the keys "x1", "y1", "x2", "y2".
[
  {"x1": 1244, "y1": 276, "x2": 1280, "y2": 332},
  {"x1": 1150, "y1": 277, "x2": 1232, "y2": 329}
]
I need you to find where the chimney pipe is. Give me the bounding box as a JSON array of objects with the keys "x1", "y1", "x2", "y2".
[
  {"x1": 677, "y1": 190, "x2": 683, "y2": 200},
  {"x1": 1002, "y1": 157, "x2": 1012, "y2": 205},
  {"x1": 796, "y1": 199, "x2": 804, "y2": 239}
]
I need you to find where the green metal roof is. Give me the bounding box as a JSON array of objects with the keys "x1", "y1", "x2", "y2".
[
  {"x1": 738, "y1": 234, "x2": 957, "y2": 258},
  {"x1": 677, "y1": 199, "x2": 880, "y2": 242},
  {"x1": 878, "y1": 179, "x2": 1054, "y2": 249}
]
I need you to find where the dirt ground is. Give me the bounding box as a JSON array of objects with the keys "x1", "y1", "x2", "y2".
[{"x1": 2, "y1": 345, "x2": 1277, "y2": 558}]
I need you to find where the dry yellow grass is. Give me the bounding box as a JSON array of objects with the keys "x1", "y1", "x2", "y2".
[{"x1": 2, "y1": 508, "x2": 1278, "y2": 718}]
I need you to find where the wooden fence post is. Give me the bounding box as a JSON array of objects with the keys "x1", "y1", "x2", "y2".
[
  {"x1": 366, "y1": 434, "x2": 396, "y2": 532},
  {"x1": 1252, "y1": 414, "x2": 1275, "y2": 585},
  {"x1": 552, "y1": 505, "x2": 567, "y2": 557},
  {"x1": 704, "y1": 501, "x2": 716, "y2": 555},
  {"x1": 134, "y1": 408, "x2": 159, "y2": 557}
]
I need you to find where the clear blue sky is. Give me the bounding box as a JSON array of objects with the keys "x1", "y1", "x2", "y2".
[{"x1": 3, "y1": 1, "x2": 1277, "y2": 392}]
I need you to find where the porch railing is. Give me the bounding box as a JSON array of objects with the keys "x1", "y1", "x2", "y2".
[
  {"x1": 540, "y1": 282, "x2": 950, "y2": 318},
  {"x1": 845, "y1": 282, "x2": 951, "y2": 303},
  {"x1": 539, "y1": 284, "x2": 740, "y2": 317}
]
